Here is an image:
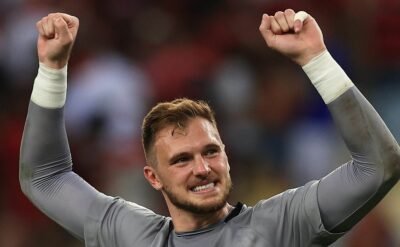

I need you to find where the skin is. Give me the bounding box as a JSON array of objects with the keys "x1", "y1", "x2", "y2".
[
  {"x1": 259, "y1": 9, "x2": 326, "y2": 66},
  {"x1": 143, "y1": 117, "x2": 232, "y2": 232},
  {"x1": 36, "y1": 13, "x2": 79, "y2": 69},
  {"x1": 37, "y1": 8, "x2": 329, "y2": 233}
]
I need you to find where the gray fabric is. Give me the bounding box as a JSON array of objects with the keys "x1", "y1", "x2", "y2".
[
  {"x1": 19, "y1": 102, "x2": 100, "y2": 240},
  {"x1": 82, "y1": 181, "x2": 340, "y2": 247},
  {"x1": 319, "y1": 87, "x2": 400, "y2": 232},
  {"x1": 19, "y1": 86, "x2": 400, "y2": 247}
]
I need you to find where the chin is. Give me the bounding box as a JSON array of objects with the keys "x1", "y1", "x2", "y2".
[{"x1": 179, "y1": 198, "x2": 228, "y2": 215}]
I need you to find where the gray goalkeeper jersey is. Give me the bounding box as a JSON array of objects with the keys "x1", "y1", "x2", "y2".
[
  {"x1": 20, "y1": 87, "x2": 400, "y2": 247},
  {"x1": 84, "y1": 182, "x2": 336, "y2": 247}
]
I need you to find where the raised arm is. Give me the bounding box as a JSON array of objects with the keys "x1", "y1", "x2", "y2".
[
  {"x1": 259, "y1": 10, "x2": 400, "y2": 232},
  {"x1": 19, "y1": 13, "x2": 105, "y2": 240}
]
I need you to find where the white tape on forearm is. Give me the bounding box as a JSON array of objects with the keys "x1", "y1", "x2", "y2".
[
  {"x1": 294, "y1": 11, "x2": 309, "y2": 22},
  {"x1": 302, "y1": 51, "x2": 354, "y2": 104},
  {"x1": 31, "y1": 63, "x2": 67, "y2": 108}
]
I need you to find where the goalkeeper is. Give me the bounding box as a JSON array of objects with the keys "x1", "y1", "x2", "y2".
[{"x1": 20, "y1": 10, "x2": 400, "y2": 247}]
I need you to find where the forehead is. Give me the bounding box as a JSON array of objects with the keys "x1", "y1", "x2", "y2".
[{"x1": 154, "y1": 118, "x2": 221, "y2": 157}]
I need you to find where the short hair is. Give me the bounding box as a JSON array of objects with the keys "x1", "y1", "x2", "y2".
[{"x1": 142, "y1": 98, "x2": 217, "y2": 165}]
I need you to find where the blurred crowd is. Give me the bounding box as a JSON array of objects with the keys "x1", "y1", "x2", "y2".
[{"x1": 0, "y1": 0, "x2": 399, "y2": 246}]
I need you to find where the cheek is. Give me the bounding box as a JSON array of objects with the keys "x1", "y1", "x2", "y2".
[
  {"x1": 213, "y1": 154, "x2": 230, "y2": 172},
  {"x1": 223, "y1": 153, "x2": 230, "y2": 170},
  {"x1": 160, "y1": 168, "x2": 191, "y2": 186},
  {"x1": 156, "y1": 169, "x2": 172, "y2": 186}
]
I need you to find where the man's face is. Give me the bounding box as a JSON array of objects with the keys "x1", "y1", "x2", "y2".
[{"x1": 148, "y1": 117, "x2": 232, "y2": 214}]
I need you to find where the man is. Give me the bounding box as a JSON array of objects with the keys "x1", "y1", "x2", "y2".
[{"x1": 20, "y1": 10, "x2": 400, "y2": 247}]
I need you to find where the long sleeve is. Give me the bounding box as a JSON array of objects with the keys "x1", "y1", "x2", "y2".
[
  {"x1": 19, "y1": 64, "x2": 107, "y2": 240},
  {"x1": 19, "y1": 102, "x2": 104, "y2": 240},
  {"x1": 317, "y1": 86, "x2": 400, "y2": 232}
]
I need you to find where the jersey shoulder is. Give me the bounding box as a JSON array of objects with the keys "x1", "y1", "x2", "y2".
[{"x1": 84, "y1": 195, "x2": 171, "y2": 247}]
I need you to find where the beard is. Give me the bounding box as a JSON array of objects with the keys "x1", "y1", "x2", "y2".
[{"x1": 162, "y1": 175, "x2": 233, "y2": 215}]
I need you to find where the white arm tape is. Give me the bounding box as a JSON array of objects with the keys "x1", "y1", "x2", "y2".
[
  {"x1": 302, "y1": 51, "x2": 354, "y2": 104},
  {"x1": 31, "y1": 63, "x2": 67, "y2": 108}
]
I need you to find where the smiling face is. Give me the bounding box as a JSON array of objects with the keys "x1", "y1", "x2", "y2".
[{"x1": 144, "y1": 117, "x2": 232, "y2": 215}]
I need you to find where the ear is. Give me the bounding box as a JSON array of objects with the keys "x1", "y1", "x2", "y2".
[{"x1": 144, "y1": 165, "x2": 163, "y2": 190}]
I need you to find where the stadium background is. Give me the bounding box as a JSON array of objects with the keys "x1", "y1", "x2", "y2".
[{"x1": 0, "y1": 0, "x2": 399, "y2": 246}]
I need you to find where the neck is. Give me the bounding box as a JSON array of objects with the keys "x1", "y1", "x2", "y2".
[{"x1": 168, "y1": 203, "x2": 233, "y2": 233}]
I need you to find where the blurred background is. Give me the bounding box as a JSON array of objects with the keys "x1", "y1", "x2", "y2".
[{"x1": 1, "y1": 0, "x2": 399, "y2": 246}]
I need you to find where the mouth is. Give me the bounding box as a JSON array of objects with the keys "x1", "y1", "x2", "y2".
[{"x1": 190, "y1": 182, "x2": 216, "y2": 193}]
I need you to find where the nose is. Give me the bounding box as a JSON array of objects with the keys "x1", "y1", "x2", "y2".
[{"x1": 192, "y1": 156, "x2": 211, "y2": 177}]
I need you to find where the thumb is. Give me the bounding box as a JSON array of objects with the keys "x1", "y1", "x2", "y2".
[{"x1": 294, "y1": 11, "x2": 309, "y2": 33}]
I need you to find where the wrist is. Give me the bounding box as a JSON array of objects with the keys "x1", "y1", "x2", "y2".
[
  {"x1": 39, "y1": 58, "x2": 68, "y2": 70},
  {"x1": 31, "y1": 63, "x2": 68, "y2": 108},
  {"x1": 302, "y1": 51, "x2": 354, "y2": 104},
  {"x1": 296, "y1": 46, "x2": 327, "y2": 66}
]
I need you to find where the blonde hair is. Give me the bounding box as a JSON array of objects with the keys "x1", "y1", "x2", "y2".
[{"x1": 142, "y1": 98, "x2": 217, "y2": 165}]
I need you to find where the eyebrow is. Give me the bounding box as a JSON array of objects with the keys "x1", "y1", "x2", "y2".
[{"x1": 203, "y1": 143, "x2": 221, "y2": 151}]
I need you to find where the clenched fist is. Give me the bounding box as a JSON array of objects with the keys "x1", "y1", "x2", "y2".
[
  {"x1": 36, "y1": 13, "x2": 79, "y2": 69},
  {"x1": 259, "y1": 9, "x2": 326, "y2": 66}
]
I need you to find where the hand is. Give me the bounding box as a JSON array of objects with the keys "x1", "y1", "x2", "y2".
[
  {"x1": 259, "y1": 9, "x2": 326, "y2": 66},
  {"x1": 36, "y1": 13, "x2": 79, "y2": 69}
]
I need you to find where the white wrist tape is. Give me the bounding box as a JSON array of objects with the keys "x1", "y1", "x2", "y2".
[
  {"x1": 302, "y1": 51, "x2": 354, "y2": 104},
  {"x1": 31, "y1": 63, "x2": 67, "y2": 108}
]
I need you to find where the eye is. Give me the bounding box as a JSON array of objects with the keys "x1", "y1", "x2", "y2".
[
  {"x1": 204, "y1": 147, "x2": 219, "y2": 157},
  {"x1": 171, "y1": 155, "x2": 191, "y2": 165}
]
